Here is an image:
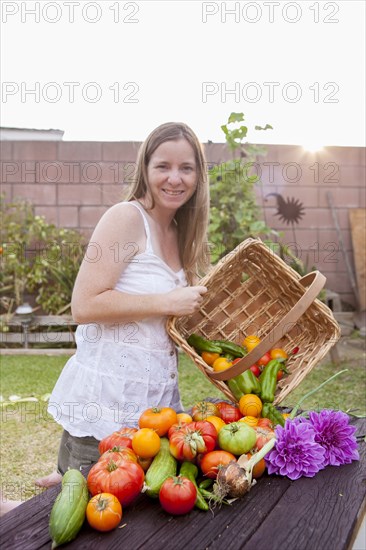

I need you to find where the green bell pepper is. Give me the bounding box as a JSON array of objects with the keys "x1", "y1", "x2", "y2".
[{"x1": 227, "y1": 369, "x2": 261, "y2": 400}]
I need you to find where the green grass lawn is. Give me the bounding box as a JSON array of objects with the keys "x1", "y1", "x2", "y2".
[{"x1": 1, "y1": 351, "x2": 365, "y2": 501}]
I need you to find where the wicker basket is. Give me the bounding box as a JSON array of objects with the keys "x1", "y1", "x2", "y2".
[{"x1": 167, "y1": 238, "x2": 341, "y2": 404}]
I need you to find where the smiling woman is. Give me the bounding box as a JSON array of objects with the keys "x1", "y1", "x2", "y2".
[{"x1": 36, "y1": 122, "x2": 211, "y2": 488}]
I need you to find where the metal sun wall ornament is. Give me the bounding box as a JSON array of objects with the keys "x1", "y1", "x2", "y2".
[{"x1": 265, "y1": 193, "x2": 306, "y2": 226}]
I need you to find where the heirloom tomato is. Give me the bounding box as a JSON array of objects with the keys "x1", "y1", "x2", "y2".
[
  {"x1": 159, "y1": 476, "x2": 197, "y2": 515},
  {"x1": 254, "y1": 426, "x2": 275, "y2": 451},
  {"x1": 200, "y1": 450, "x2": 236, "y2": 479},
  {"x1": 98, "y1": 447, "x2": 138, "y2": 465},
  {"x1": 218, "y1": 422, "x2": 256, "y2": 455},
  {"x1": 86, "y1": 493, "x2": 122, "y2": 532},
  {"x1": 132, "y1": 428, "x2": 161, "y2": 458},
  {"x1": 98, "y1": 427, "x2": 137, "y2": 455},
  {"x1": 168, "y1": 422, "x2": 187, "y2": 439},
  {"x1": 191, "y1": 401, "x2": 220, "y2": 421},
  {"x1": 138, "y1": 407, "x2": 177, "y2": 436},
  {"x1": 87, "y1": 458, "x2": 144, "y2": 507},
  {"x1": 257, "y1": 417, "x2": 273, "y2": 429},
  {"x1": 169, "y1": 421, "x2": 217, "y2": 461},
  {"x1": 216, "y1": 402, "x2": 242, "y2": 423}
]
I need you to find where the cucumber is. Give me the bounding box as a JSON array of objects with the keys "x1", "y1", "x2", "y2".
[
  {"x1": 145, "y1": 437, "x2": 177, "y2": 498},
  {"x1": 49, "y1": 469, "x2": 89, "y2": 549}
]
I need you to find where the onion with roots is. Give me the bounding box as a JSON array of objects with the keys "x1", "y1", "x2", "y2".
[{"x1": 213, "y1": 438, "x2": 276, "y2": 503}]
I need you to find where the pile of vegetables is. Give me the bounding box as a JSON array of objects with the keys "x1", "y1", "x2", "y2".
[
  {"x1": 187, "y1": 332, "x2": 298, "y2": 419},
  {"x1": 49, "y1": 392, "x2": 280, "y2": 547},
  {"x1": 48, "y1": 335, "x2": 359, "y2": 547}
]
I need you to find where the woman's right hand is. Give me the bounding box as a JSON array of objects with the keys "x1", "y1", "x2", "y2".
[{"x1": 165, "y1": 286, "x2": 207, "y2": 317}]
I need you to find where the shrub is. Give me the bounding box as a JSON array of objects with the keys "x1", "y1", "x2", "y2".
[{"x1": 1, "y1": 197, "x2": 85, "y2": 315}]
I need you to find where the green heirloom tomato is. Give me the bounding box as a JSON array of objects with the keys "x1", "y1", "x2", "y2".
[{"x1": 218, "y1": 422, "x2": 256, "y2": 455}]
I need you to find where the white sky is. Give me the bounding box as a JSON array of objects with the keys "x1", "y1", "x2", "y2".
[{"x1": 1, "y1": 0, "x2": 365, "y2": 146}]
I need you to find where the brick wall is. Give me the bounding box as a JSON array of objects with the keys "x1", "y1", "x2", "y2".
[{"x1": 1, "y1": 140, "x2": 365, "y2": 308}]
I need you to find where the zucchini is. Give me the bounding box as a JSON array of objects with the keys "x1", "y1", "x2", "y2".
[
  {"x1": 145, "y1": 437, "x2": 177, "y2": 498},
  {"x1": 49, "y1": 469, "x2": 89, "y2": 549}
]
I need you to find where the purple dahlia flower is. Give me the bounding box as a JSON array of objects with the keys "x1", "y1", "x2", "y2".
[
  {"x1": 265, "y1": 420, "x2": 325, "y2": 480},
  {"x1": 307, "y1": 409, "x2": 359, "y2": 467}
]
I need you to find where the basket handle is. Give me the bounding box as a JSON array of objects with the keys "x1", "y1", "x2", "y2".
[{"x1": 209, "y1": 271, "x2": 326, "y2": 381}]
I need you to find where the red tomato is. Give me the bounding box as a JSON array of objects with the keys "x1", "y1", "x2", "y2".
[
  {"x1": 138, "y1": 407, "x2": 177, "y2": 436},
  {"x1": 159, "y1": 476, "x2": 197, "y2": 515},
  {"x1": 257, "y1": 352, "x2": 271, "y2": 367},
  {"x1": 254, "y1": 426, "x2": 275, "y2": 451},
  {"x1": 257, "y1": 417, "x2": 274, "y2": 429},
  {"x1": 98, "y1": 428, "x2": 137, "y2": 455},
  {"x1": 277, "y1": 370, "x2": 284, "y2": 381},
  {"x1": 169, "y1": 421, "x2": 217, "y2": 461},
  {"x1": 292, "y1": 346, "x2": 300, "y2": 355},
  {"x1": 216, "y1": 402, "x2": 243, "y2": 423},
  {"x1": 200, "y1": 450, "x2": 236, "y2": 479},
  {"x1": 250, "y1": 364, "x2": 261, "y2": 377},
  {"x1": 87, "y1": 458, "x2": 144, "y2": 507}
]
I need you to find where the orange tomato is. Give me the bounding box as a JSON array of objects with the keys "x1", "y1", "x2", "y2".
[
  {"x1": 86, "y1": 493, "x2": 122, "y2": 532},
  {"x1": 242, "y1": 335, "x2": 261, "y2": 352},
  {"x1": 212, "y1": 357, "x2": 233, "y2": 372},
  {"x1": 270, "y1": 348, "x2": 288, "y2": 360},
  {"x1": 239, "y1": 394, "x2": 263, "y2": 418},
  {"x1": 132, "y1": 428, "x2": 161, "y2": 458},
  {"x1": 138, "y1": 407, "x2": 177, "y2": 436},
  {"x1": 206, "y1": 415, "x2": 226, "y2": 433},
  {"x1": 239, "y1": 415, "x2": 259, "y2": 427},
  {"x1": 246, "y1": 453, "x2": 266, "y2": 479},
  {"x1": 176, "y1": 412, "x2": 193, "y2": 424},
  {"x1": 201, "y1": 351, "x2": 220, "y2": 366}
]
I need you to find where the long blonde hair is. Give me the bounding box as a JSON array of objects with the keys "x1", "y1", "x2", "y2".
[{"x1": 124, "y1": 122, "x2": 210, "y2": 283}]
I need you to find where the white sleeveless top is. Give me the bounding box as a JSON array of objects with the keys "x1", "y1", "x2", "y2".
[{"x1": 48, "y1": 201, "x2": 187, "y2": 440}]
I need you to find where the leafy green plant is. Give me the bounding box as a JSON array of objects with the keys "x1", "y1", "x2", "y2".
[
  {"x1": 1, "y1": 196, "x2": 85, "y2": 315},
  {"x1": 208, "y1": 113, "x2": 276, "y2": 262}
]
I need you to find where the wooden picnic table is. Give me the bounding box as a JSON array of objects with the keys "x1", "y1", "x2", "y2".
[{"x1": 1, "y1": 416, "x2": 365, "y2": 550}]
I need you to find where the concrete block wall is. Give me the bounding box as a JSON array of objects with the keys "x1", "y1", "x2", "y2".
[{"x1": 1, "y1": 140, "x2": 365, "y2": 308}]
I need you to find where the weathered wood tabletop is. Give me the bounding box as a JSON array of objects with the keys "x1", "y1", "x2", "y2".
[{"x1": 1, "y1": 417, "x2": 365, "y2": 550}]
